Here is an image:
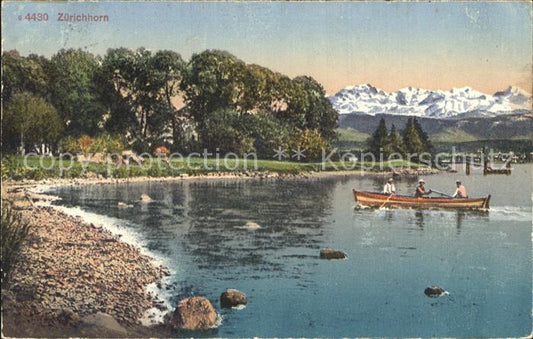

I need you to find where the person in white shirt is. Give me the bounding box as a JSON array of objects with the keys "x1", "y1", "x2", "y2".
[
  {"x1": 452, "y1": 180, "x2": 468, "y2": 198},
  {"x1": 383, "y1": 178, "x2": 396, "y2": 194}
]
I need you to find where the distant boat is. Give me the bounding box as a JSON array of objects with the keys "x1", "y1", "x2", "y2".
[
  {"x1": 353, "y1": 190, "x2": 491, "y2": 210},
  {"x1": 482, "y1": 160, "x2": 511, "y2": 176},
  {"x1": 483, "y1": 167, "x2": 511, "y2": 175}
]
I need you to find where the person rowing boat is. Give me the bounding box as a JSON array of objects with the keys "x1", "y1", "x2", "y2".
[
  {"x1": 452, "y1": 180, "x2": 468, "y2": 198},
  {"x1": 414, "y1": 179, "x2": 432, "y2": 198},
  {"x1": 382, "y1": 178, "x2": 396, "y2": 195},
  {"x1": 353, "y1": 190, "x2": 491, "y2": 210}
]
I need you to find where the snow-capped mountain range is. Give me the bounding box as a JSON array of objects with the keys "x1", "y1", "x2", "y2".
[{"x1": 329, "y1": 84, "x2": 532, "y2": 119}]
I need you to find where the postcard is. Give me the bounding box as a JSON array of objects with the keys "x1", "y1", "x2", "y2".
[{"x1": 2, "y1": 1, "x2": 532, "y2": 338}]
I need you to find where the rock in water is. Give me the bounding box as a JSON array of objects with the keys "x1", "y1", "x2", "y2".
[
  {"x1": 424, "y1": 286, "x2": 446, "y2": 297},
  {"x1": 320, "y1": 249, "x2": 347, "y2": 259},
  {"x1": 220, "y1": 289, "x2": 247, "y2": 308},
  {"x1": 139, "y1": 194, "x2": 152, "y2": 202},
  {"x1": 244, "y1": 221, "x2": 261, "y2": 229},
  {"x1": 167, "y1": 297, "x2": 218, "y2": 330},
  {"x1": 78, "y1": 312, "x2": 128, "y2": 337}
]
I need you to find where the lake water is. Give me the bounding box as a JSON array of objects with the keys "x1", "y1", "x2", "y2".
[{"x1": 49, "y1": 164, "x2": 532, "y2": 337}]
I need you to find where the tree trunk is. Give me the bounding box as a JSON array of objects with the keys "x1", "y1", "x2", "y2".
[
  {"x1": 166, "y1": 85, "x2": 182, "y2": 151},
  {"x1": 20, "y1": 131, "x2": 25, "y2": 155},
  {"x1": 171, "y1": 117, "x2": 180, "y2": 151}
]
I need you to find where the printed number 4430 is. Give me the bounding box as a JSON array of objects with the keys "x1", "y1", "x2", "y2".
[{"x1": 24, "y1": 13, "x2": 49, "y2": 21}]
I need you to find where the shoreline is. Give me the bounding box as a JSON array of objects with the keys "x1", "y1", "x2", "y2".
[
  {"x1": 1, "y1": 167, "x2": 437, "y2": 337},
  {"x1": 1, "y1": 186, "x2": 172, "y2": 337},
  {"x1": 3, "y1": 166, "x2": 438, "y2": 190}
]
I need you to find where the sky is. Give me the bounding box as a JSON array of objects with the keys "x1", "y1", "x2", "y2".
[{"x1": 2, "y1": 1, "x2": 532, "y2": 95}]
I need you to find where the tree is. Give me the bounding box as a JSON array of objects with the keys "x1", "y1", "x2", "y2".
[
  {"x1": 387, "y1": 124, "x2": 406, "y2": 156},
  {"x1": 47, "y1": 49, "x2": 104, "y2": 136},
  {"x1": 237, "y1": 64, "x2": 272, "y2": 113},
  {"x1": 150, "y1": 50, "x2": 185, "y2": 150},
  {"x1": 2, "y1": 50, "x2": 49, "y2": 103},
  {"x1": 180, "y1": 50, "x2": 246, "y2": 126},
  {"x1": 238, "y1": 113, "x2": 290, "y2": 158},
  {"x1": 367, "y1": 118, "x2": 389, "y2": 156},
  {"x1": 270, "y1": 75, "x2": 337, "y2": 145},
  {"x1": 96, "y1": 48, "x2": 185, "y2": 149},
  {"x1": 95, "y1": 47, "x2": 138, "y2": 137},
  {"x1": 199, "y1": 109, "x2": 254, "y2": 155},
  {"x1": 413, "y1": 118, "x2": 433, "y2": 153},
  {"x1": 3, "y1": 92, "x2": 63, "y2": 153},
  {"x1": 402, "y1": 118, "x2": 426, "y2": 160},
  {"x1": 297, "y1": 76, "x2": 338, "y2": 141}
]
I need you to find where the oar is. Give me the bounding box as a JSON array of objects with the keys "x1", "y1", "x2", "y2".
[
  {"x1": 430, "y1": 189, "x2": 453, "y2": 198},
  {"x1": 379, "y1": 194, "x2": 394, "y2": 209}
]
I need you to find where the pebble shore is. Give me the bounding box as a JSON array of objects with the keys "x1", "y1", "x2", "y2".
[{"x1": 1, "y1": 187, "x2": 169, "y2": 337}]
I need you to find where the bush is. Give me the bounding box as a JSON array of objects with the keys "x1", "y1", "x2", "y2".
[
  {"x1": 91, "y1": 134, "x2": 124, "y2": 155},
  {"x1": 60, "y1": 136, "x2": 81, "y2": 154},
  {"x1": 25, "y1": 168, "x2": 49, "y2": 180},
  {"x1": 288, "y1": 129, "x2": 328, "y2": 161},
  {"x1": 153, "y1": 146, "x2": 170, "y2": 157},
  {"x1": 61, "y1": 165, "x2": 82, "y2": 178},
  {"x1": 1, "y1": 204, "x2": 30, "y2": 288},
  {"x1": 1, "y1": 156, "x2": 28, "y2": 180},
  {"x1": 79, "y1": 135, "x2": 94, "y2": 154},
  {"x1": 60, "y1": 134, "x2": 124, "y2": 156}
]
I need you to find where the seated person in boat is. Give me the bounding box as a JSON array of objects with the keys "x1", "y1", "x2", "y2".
[
  {"x1": 452, "y1": 180, "x2": 468, "y2": 198},
  {"x1": 382, "y1": 178, "x2": 396, "y2": 194},
  {"x1": 414, "y1": 179, "x2": 432, "y2": 198}
]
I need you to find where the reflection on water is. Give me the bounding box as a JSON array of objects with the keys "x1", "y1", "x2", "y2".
[
  {"x1": 183, "y1": 180, "x2": 335, "y2": 275},
  {"x1": 373, "y1": 208, "x2": 489, "y2": 235},
  {"x1": 415, "y1": 210, "x2": 424, "y2": 229},
  {"x1": 50, "y1": 165, "x2": 532, "y2": 337}
]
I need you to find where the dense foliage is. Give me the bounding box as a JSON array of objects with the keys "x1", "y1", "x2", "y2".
[
  {"x1": 366, "y1": 117, "x2": 432, "y2": 162},
  {"x1": 3, "y1": 92, "x2": 63, "y2": 153},
  {"x1": 2, "y1": 48, "x2": 338, "y2": 158}
]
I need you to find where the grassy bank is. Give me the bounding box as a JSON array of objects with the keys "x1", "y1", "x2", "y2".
[{"x1": 1, "y1": 155, "x2": 426, "y2": 181}]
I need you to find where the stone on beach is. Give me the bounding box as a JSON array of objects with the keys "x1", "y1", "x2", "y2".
[
  {"x1": 424, "y1": 286, "x2": 447, "y2": 297},
  {"x1": 220, "y1": 289, "x2": 247, "y2": 308},
  {"x1": 166, "y1": 297, "x2": 218, "y2": 330},
  {"x1": 78, "y1": 312, "x2": 128, "y2": 337},
  {"x1": 319, "y1": 249, "x2": 347, "y2": 260},
  {"x1": 11, "y1": 199, "x2": 33, "y2": 210}
]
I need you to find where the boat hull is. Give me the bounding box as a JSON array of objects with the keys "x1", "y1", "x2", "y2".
[
  {"x1": 484, "y1": 168, "x2": 511, "y2": 175},
  {"x1": 353, "y1": 190, "x2": 490, "y2": 210}
]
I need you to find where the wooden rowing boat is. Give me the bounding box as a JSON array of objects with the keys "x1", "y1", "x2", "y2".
[{"x1": 353, "y1": 190, "x2": 491, "y2": 210}]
